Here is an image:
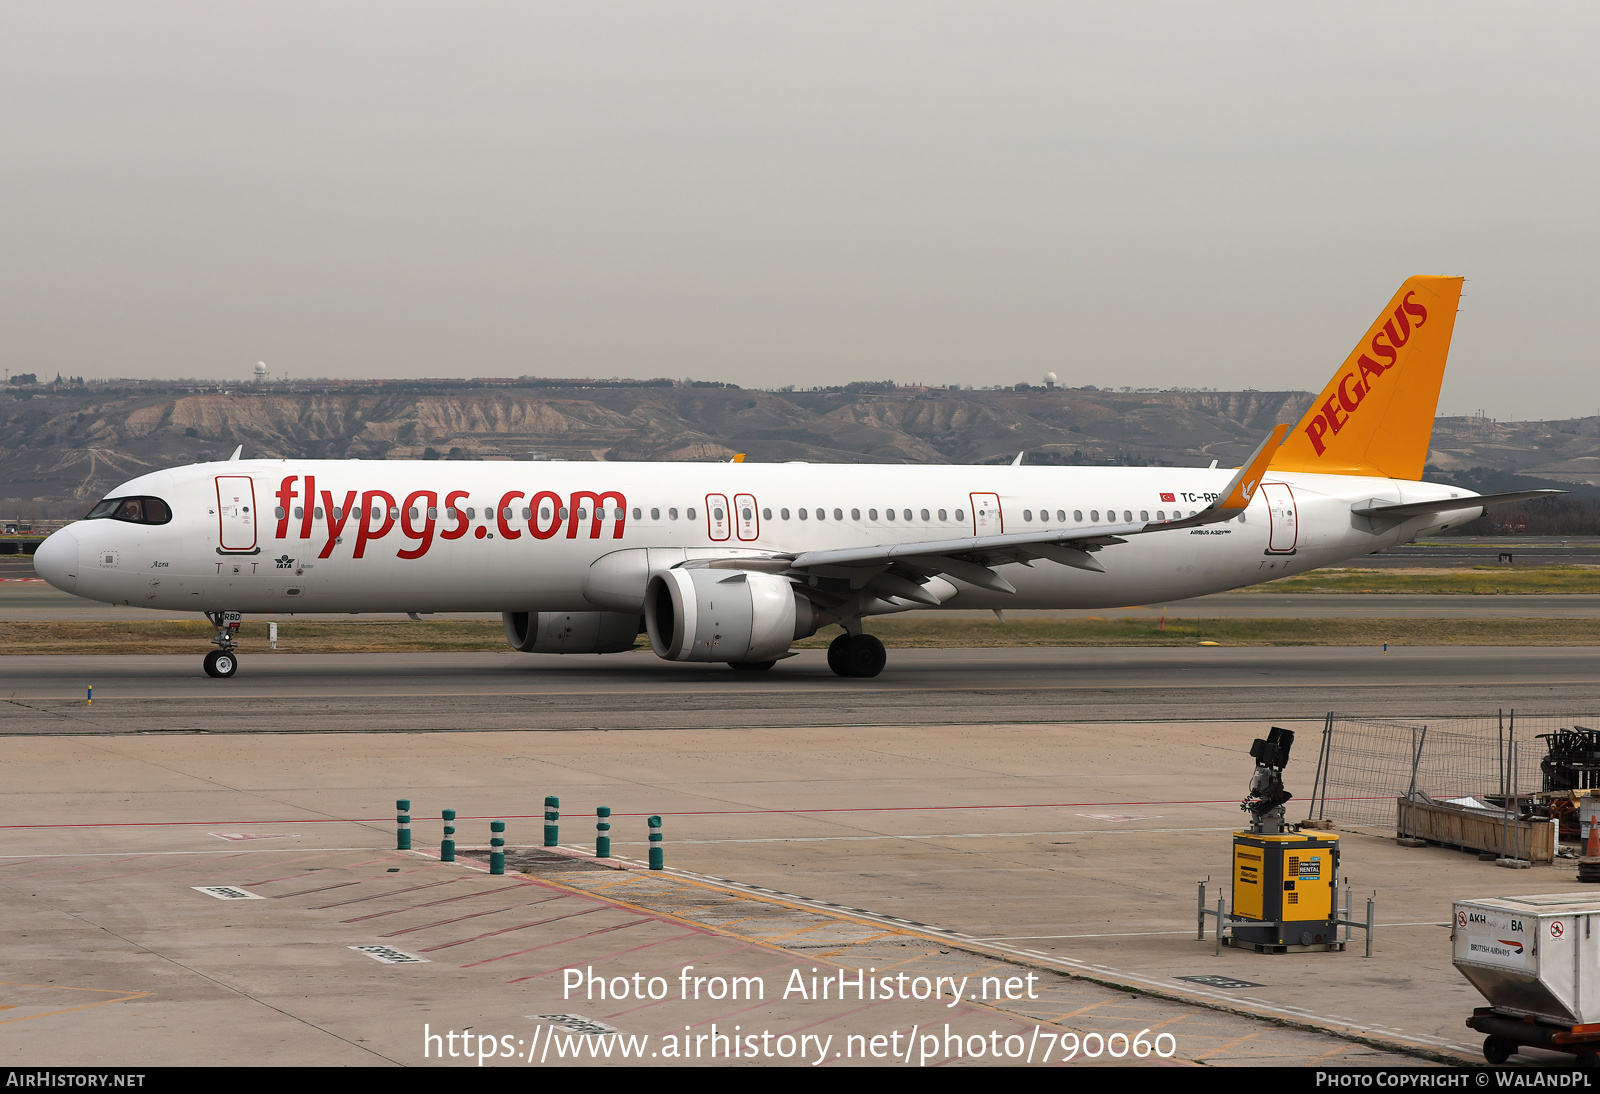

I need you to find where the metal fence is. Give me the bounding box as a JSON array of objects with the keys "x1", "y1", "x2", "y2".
[{"x1": 1305, "y1": 710, "x2": 1594, "y2": 830}]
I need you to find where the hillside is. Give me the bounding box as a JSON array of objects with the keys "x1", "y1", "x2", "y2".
[{"x1": 4, "y1": 379, "x2": 1598, "y2": 521}]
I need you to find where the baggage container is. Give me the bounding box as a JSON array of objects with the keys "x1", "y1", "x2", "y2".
[{"x1": 1453, "y1": 893, "x2": 1600, "y2": 1025}]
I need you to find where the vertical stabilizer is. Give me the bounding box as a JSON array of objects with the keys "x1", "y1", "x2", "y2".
[{"x1": 1270, "y1": 276, "x2": 1464, "y2": 480}]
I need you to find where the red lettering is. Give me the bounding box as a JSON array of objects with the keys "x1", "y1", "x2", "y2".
[
  {"x1": 496, "y1": 491, "x2": 526, "y2": 541},
  {"x1": 1401, "y1": 290, "x2": 1427, "y2": 328},
  {"x1": 1337, "y1": 373, "x2": 1363, "y2": 414},
  {"x1": 439, "y1": 490, "x2": 470, "y2": 540},
  {"x1": 1384, "y1": 306, "x2": 1411, "y2": 349},
  {"x1": 1321, "y1": 395, "x2": 1347, "y2": 434},
  {"x1": 353, "y1": 490, "x2": 397, "y2": 559},
  {"x1": 529, "y1": 490, "x2": 563, "y2": 540},
  {"x1": 299, "y1": 474, "x2": 316, "y2": 540},
  {"x1": 1369, "y1": 330, "x2": 1397, "y2": 368},
  {"x1": 397, "y1": 490, "x2": 438, "y2": 560},
  {"x1": 318, "y1": 489, "x2": 356, "y2": 559},
  {"x1": 568, "y1": 491, "x2": 627, "y2": 539},
  {"x1": 274, "y1": 476, "x2": 297, "y2": 540},
  {"x1": 1357, "y1": 354, "x2": 1386, "y2": 386},
  {"x1": 1304, "y1": 415, "x2": 1330, "y2": 456}
]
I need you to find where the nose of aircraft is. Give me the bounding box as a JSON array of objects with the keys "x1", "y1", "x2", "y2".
[{"x1": 33, "y1": 527, "x2": 80, "y2": 594}]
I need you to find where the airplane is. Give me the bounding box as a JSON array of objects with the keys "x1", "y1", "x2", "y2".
[{"x1": 31, "y1": 275, "x2": 1560, "y2": 680}]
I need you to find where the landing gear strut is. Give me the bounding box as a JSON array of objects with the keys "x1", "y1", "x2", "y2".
[
  {"x1": 204, "y1": 611, "x2": 241, "y2": 678},
  {"x1": 827, "y1": 633, "x2": 886, "y2": 678}
]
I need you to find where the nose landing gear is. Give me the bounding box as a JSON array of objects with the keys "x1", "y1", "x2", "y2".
[{"x1": 203, "y1": 611, "x2": 242, "y2": 678}]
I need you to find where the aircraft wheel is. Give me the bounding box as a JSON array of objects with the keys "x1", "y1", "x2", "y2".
[
  {"x1": 204, "y1": 650, "x2": 239, "y2": 679},
  {"x1": 1483, "y1": 1035, "x2": 1514, "y2": 1065},
  {"x1": 730, "y1": 660, "x2": 776, "y2": 672},
  {"x1": 828, "y1": 633, "x2": 886, "y2": 678}
]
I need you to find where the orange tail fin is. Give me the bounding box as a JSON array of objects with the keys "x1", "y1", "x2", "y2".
[{"x1": 1270, "y1": 275, "x2": 1464, "y2": 480}]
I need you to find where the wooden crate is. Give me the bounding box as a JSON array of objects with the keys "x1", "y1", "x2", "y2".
[{"x1": 1396, "y1": 797, "x2": 1556, "y2": 863}]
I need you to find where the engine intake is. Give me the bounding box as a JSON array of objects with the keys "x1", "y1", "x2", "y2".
[
  {"x1": 645, "y1": 568, "x2": 816, "y2": 663},
  {"x1": 503, "y1": 611, "x2": 642, "y2": 654}
]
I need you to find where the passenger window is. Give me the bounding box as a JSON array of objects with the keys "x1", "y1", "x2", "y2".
[
  {"x1": 1056, "y1": 510, "x2": 1065, "y2": 523},
  {"x1": 816, "y1": 509, "x2": 825, "y2": 520},
  {"x1": 798, "y1": 508, "x2": 808, "y2": 520},
  {"x1": 850, "y1": 508, "x2": 859, "y2": 521},
  {"x1": 1140, "y1": 510, "x2": 1149, "y2": 522},
  {"x1": 1023, "y1": 510, "x2": 1032, "y2": 522},
  {"x1": 650, "y1": 508, "x2": 660, "y2": 520},
  {"x1": 1239, "y1": 512, "x2": 1248, "y2": 523},
  {"x1": 427, "y1": 506, "x2": 438, "y2": 520},
  {"x1": 920, "y1": 509, "x2": 929, "y2": 521},
  {"x1": 558, "y1": 507, "x2": 568, "y2": 519},
  {"x1": 903, "y1": 509, "x2": 913, "y2": 521},
  {"x1": 714, "y1": 507, "x2": 725, "y2": 521},
  {"x1": 411, "y1": 507, "x2": 421, "y2": 520},
  {"x1": 633, "y1": 508, "x2": 641, "y2": 520},
  {"x1": 1124, "y1": 510, "x2": 1132, "y2": 522},
  {"x1": 868, "y1": 509, "x2": 878, "y2": 520},
  {"x1": 668, "y1": 508, "x2": 678, "y2": 520},
  {"x1": 1156, "y1": 510, "x2": 1165, "y2": 521},
  {"x1": 293, "y1": 506, "x2": 303, "y2": 519},
  {"x1": 833, "y1": 508, "x2": 843, "y2": 521},
  {"x1": 687, "y1": 507, "x2": 697, "y2": 520},
  {"x1": 955, "y1": 509, "x2": 965, "y2": 522},
  {"x1": 335, "y1": 506, "x2": 345, "y2": 520},
  {"x1": 762, "y1": 508, "x2": 771, "y2": 520},
  {"x1": 781, "y1": 508, "x2": 790, "y2": 520},
  {"x1": 578, "y1": 508, "x2": 588, "y2": 520},
  {"x1": 317, "y1": 507, "x2": 327, "y2": 520},
  {"x1": 884, "y1": 509, "x2": 895, "y2": 521},
  {"x1": 1089, "y1": 510, "x2": 1098, "y2": 522},
  {"x1": 274, "y1": 506, "x2": 285, "y2": 519}
]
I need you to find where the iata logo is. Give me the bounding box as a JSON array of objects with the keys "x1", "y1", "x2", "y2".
[{"x1": 1303, "y1": 291, "x2": 1428, "y2": 456}]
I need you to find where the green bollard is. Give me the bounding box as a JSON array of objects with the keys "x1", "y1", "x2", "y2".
[
  {"x1": 544, "y1": 796, "x2": 560, "y2": 847},
  {"x1": 490, "y1": 820, "x2": 506, "y2": 875},
  {"x1": 396, "y1": 799, "x2": 411, "y2": 850},
  {"x1": 441, "y1": 809, "x2": 456, "y2": 863},
  {"x1": 596, "y1": 807, "x2": 611, "y2": 859},
  {"x1": 648, "y1": 815, "x2": 663, "y2": 871}
]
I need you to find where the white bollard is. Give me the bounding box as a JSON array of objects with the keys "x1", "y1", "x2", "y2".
[{"x1": 269, "y1": 622, "x2": 278, "y2": 650}]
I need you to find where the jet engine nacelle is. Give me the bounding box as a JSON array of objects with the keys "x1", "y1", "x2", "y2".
[
  {"x1": 503, "y1": 611, "x2": 643, "y2": 654},
  {"x1": 645, "y1": 568, "x2": 816, "y2": 663}
]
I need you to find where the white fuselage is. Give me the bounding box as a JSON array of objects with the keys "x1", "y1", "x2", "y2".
[{"x1": 38, "y1": 459, "x2": 1481, "y2": 614}]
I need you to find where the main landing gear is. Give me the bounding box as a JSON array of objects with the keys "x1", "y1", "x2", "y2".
[
  {"x1": 203, "y1": 610, "x2": 241, "y2": 678},
  {"x1": 827, "y1": 633, "x2": 886, "y2": 678}
]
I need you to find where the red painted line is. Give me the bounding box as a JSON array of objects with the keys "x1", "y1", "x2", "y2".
[
  {"x1": 270, "y1": 880, "x2": 362, "y2": 899},
  {"x1": 0, "y1": 855, "x2": 155, "y2": 881},
  {"x1": 379, "y1": 895, "x2": 571, "y2": 938},
  {"x1": 342, "y1": 884, "x2": 530, "y2": 924},
  {"x1": 310, "y1": 878, "x2": 465, "y2": 910},
  {"x1": 419, "y1": 906, "x2": 609, "y2": 953},
  {"x1": 486, "y1": 919, "x2": 667, "y2": 973},
  {"x1": 75, "y1": 853, "x2": 251, "y2": 885},
  {"x1": 0, "y1": 796, "x2": 1402, "y2": 831},
  {"x1": 243, "y1": 850, "x2": 406, "y2": 882}
]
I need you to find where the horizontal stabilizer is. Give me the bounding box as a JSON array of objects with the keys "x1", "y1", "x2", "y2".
[{"x1": 1350, "y1": 489, "x2": 1565, "y2": 519}]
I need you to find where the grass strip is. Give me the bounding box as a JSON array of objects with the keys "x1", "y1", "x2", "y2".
[
  {"x1": 1249, "y1": 566, "x2": 1600, "y2": 594},
  {"x1": 5, "y1": 616, "x2": 1600, "y2": 655}
]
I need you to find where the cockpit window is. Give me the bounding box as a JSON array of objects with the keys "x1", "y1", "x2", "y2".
[{"x1": 85, "y1": 496, "x2": 172, "y2": 525}]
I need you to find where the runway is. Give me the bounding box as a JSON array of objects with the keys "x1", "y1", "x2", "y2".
[{"x1": 5, "y1": 645, "x2": 1598, "y2": 733}]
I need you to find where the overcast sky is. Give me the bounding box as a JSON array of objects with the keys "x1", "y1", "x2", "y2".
[{"x1": 2, "y1": 3, "x2": 1595, "y2": 419}]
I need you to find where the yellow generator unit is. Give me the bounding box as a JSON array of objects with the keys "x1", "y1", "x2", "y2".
[{"x1": 1230, "y1": 831, "x2": 1343, "y2": 951}]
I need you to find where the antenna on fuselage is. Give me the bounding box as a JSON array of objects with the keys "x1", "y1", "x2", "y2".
[
  {"x1": 1011, "y1": 451, "x2": 1024, "y2": 466},
  {"x1": 228, "y1": 445, "x2": 243, "y2": 461}
]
